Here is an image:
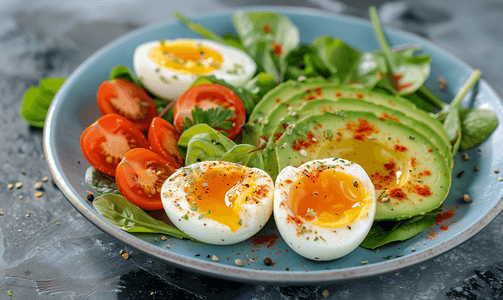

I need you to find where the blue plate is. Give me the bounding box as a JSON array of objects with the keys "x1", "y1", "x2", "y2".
[{"x1": 43, "y1": 6, "x2": 503, "y2": 284}]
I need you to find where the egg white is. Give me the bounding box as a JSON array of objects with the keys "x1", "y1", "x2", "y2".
[
  {"x1": 161, "y1": 161, "x2": 274, "y2": 245},
  {"x1": 133, "y1": 39, "x2": 257, "y2": 99},
  {"x1": 274, "y1": 158, "x2": 376, "y2": 261}
]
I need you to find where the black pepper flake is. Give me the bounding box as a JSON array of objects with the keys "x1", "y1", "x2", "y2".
[
  {"x1": 409, "y1": 136, "x2": 415, "y2": 140},
  {"x1": 87, "y1": 194, "x2": 94, "y2": 201},
  {"x1": 456, "y1": 170, "x2": 465, "y2": 178},
  {"x1": 195, "y1": 254, "x2": 200, "y2": 257},
  {"x1": 207, "y1": 255, "x2": 210, "y2": 258},
  {"x1": 353, "y1": 180, "x2": 358, "y2": 188},
  {"x1": 263, "y1": 257, "x2": 273, "y2": 266}
]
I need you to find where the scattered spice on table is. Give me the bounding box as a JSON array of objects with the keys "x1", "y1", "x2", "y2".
[
  {"x1": 461, "y1": 153, "x2": 469, "y2": 161},
  {"x1": 235, "y1": 258, "x2": 244, "y2": 266},
  {"x1": 41, "y1": 176, "x2": 49, "y2": 182},
  {"x1": 463, "y1": 194, "x2": 471, "y2": 203},
  {"x1": 122, "y1": 253, "x2": 130, "y2": 259},
  {"x1": 212, "y1": 255, "x2": 219, "y2": 261},
  {"x1": 495, "y1": 169, "x2": 500, "y2": 173},
  {"x1": 34, "y1": 182, "x2": 43, "y2": 190},
  {"x1": 34, "y1": 192, "x2": 43, "y2": 197},
  {"x1": 7, "y1": 183, "x2": 13, "y2": 189},
  {"x1": 263, "y1": 257, "x2": 273, "y2": 266},
  {"x1": 15, "y1": 182, "x2": 23, "y2": 189},
  {"x1": 322, "y1": 290, "x2": 329, "y2": 297}
]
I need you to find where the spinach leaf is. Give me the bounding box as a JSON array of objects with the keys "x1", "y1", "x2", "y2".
[
  {"x1": 312, "y1": 36, "x2": 362, "y2": 83},
  {"x1": 435, "y1": 70, "x2": 482, "y2": 154},
  {"x1": 360, "y1": 208, "x2": 440, "y2": 249},
  {"x1": 443, "y1": 105, "x2": 462, "y2": 155},
  {"x1": 190, "y1": 75, "x2": 256, "y2": 116},
  {"x1": 93, "y1": 194, "x2": 198, "y2": 241},
  {"x1": 232, "y1": 11, "x2": 300, "y2": 81},
  {"x1": 109, "y1": 65, "x2": 143, "y2": 87},
  {"x1": 20, "y1": 77, "x2": 66, "y2": 128},
  {"x1": 369, "y1": 7, "x2": 431, "y2": 95},
  {"x1": 177, "y1": 124, "x2": 236, "y2": 164},
  {"x1": 221, "y1": 144, "x2": 265, "y2": 169},
  {"x1": 243, "y1": 72, "x2": 277, "y2": 103},
  {"x1": 459, "y1": 108, "x2": 499, "y2": 150},
  {"x1": 84, "y1": 166, "x2": 121, "y2": 196},
  {"x1": 346, "y1": 51, "x2": 387, "y2": 88},
  {"x1": 283, "y1": 44, "x2": 330, "y2": 81}
]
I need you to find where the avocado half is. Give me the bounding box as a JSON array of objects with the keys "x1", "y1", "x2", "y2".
[{"x1": 245, "y1": 79, "x2": 452, "y2": 221}]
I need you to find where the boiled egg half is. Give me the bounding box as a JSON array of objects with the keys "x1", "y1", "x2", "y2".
[
  {"x1": 274, "y1": 158, "x2": 376, "y2": 261},
  {"x1": 133, "y1": 39, "x2": 256, "y2": 99},
  {"x1": 161, "y1": 161, "x2": 274, "y2": 245}
]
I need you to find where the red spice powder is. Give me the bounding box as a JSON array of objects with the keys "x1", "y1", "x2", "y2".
[
  {"x1": 356, "y1": 93, "x2": 364, "y2": 99},
  {"x1": 414, "y1": 185, "x2": 432, "y2": 197},
  {"x1": 428, "y1": 148, "x2": 433, "y2": 153},
  {"x1": 346, "y1": 118, "x2": 378, "y2": 140},
  {"x1": 379, "y1": 112, "x2": 400, "y2": 122},
  {"x1": 335, "y1": 92, "x2": 342, "y2": 97},
  {"x1": 393, "y1": 145, "x2": 408, "y2": 152},
  {"x1": 292, "y1": 132, "x2": 318, "y2": 151},
  {"x1": 389, "y1": 188, "x2": 407, "y2": 199},
  {"x1": 252, "y1": 234, "x2": 278, "y2": 248},
  {"x1": 423, "y1": 170, "x2": 431, "y2": 175},
  {"x1": 306, "y1": 95, "x2": 317, "y2": 101},
  {"x1": 272, "y1": 42, "x2": 283, "y2": 56},
  {"x1": 263, "y1": 24, "x2": 271, "y2": 33},
  {"x1": 275, "y1": 98, "x2": 281, "y2": 103},
  {"x1": 274, "y1": 132, "x2": 284, "y2": 142},
  {"x1": 410, "y1": 157, "x2": 418, "y2": 168},
  {"x1": 384, "y1": 160, "x2": 396, "y2": 171},
  {"x1": 314, "y1": 87, "x2": 322, "y2": 96},
  {"x1": 435, "y1": 208, "x2": 457, "y2": 231}
]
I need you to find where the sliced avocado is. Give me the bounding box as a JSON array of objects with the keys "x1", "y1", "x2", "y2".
[
  {"x1": 243, "y1": 78, "x2": 333, "y2": 145},
  {"x1": 265, "y1": 98, "x2": 452, "y2": 169},
  {"x1": 247, "y1": 80, "x2": 451, "y2": 154},
  {"x1": 275, "y1": 111, "x2": 452, "y2": 221}
]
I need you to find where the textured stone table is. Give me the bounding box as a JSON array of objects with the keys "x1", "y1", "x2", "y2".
[{"x1": 0, "y1": 0, "x2": 502, "y2": 299}]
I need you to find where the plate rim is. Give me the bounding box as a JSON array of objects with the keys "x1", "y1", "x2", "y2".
[{"x1": 43, "y1": 5, "x2": 503, "y2": 285}]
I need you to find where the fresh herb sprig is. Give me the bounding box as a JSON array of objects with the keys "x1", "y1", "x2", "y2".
[{"x1": 181, "y1": 106, "x2": 235, "y2": 133}]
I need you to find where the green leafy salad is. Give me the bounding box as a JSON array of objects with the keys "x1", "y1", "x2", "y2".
[{"x1": 23, "y1": 7, "x2": 498, "y2": 259}]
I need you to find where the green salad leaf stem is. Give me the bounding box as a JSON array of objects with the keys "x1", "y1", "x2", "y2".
[
  {"x1": 172, "y1": 12, "x2": 229, "y2": 46},
  {"x1": 93, "y1": 194, "x2": 199, "y2": 242},
  {"x1": 370, "y1": 7, "x2": 431, "y2": 95}
]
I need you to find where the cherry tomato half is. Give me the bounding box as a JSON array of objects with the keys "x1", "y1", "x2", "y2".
[
  {"x1": 148, "y1": 117, "x2": 184, "y2": 169},
  {"x1": 80, "y1": 114, "x2": 150, "y2": 176},
  {"x1": 173, "y1": 83, "x2": 246, "y2": 139},
  {"x1": 115, "y1": 148, "x2": 176, "y2": 210},
  {"x1": 97, "y1": 78, "x2": 157, "y2": 132}
]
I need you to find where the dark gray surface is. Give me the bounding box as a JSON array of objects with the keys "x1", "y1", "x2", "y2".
[{"x1": 1, "y1": 0, "x2": 502, "y2": 299}]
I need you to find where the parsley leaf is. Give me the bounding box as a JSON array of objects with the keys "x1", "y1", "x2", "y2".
[{"x1": 181, "y1": 106, "x2": 235, "y2": 133}]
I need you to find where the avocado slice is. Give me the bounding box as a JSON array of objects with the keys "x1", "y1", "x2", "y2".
[
  {"x1": 260, "y1": 98, "x2": 453, "y2": 178},
  {"x1": 243, "y1": 78, "x2": 334, "y2": 145},
  {"x1": 275, "y1": 111, "x2": 452, "y2": 221},
  {"x1": 246, "y1": 79, "x2": 451, "y2": 155}
]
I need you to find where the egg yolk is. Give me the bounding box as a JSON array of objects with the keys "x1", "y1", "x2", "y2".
[
  {"x1": 318, "y1": 139, "x2": 411, "y2": 190},
  {"x1": 184, "y1": 165, "x2": 253, "y2": 232},
  {"x1": 288, "y1": 169, "x2": 372, "y2": 228},
  {"x1": 149, "y1": 40, "x2": 223, "y2": 74}
]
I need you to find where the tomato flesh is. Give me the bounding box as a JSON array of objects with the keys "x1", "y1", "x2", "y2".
[
  {"x1": 173, "y1": 83, "x2": 246, "y2": 139},
  {"x1": 97, "y1": 79, "x2": 157, "y2": 132},
  {"x1": 80, "y1": 114, "x2": 150, "y2": 176},
  {"x1": 115, "y1": 148, "x2": 175, "y2": 210},
  {"x1": 148, "y1": 117, "x2": 184, "y2": 169}
]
